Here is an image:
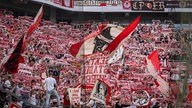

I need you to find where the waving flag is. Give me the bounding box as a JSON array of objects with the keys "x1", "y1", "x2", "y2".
[
  {"x1": 108, "y1": 45, "x2": 124, "y2": 64},
  {"x1": 146, "y1": 50, "x2": 169, "y2": 96},
  {"x1": 147, "y1": 50, "x2": 160, "y2": 70},
  {"x1": 70, "y1": 24, "x2": 124, "y2": 58},
  {"x1": 0, "y1": 5, "x2": 43, "y2": 74},
  {"x1": 70, "y1": 16, "x2": 140, "y2": 58},
  {"x1": 25, "y1": 5, "x2": 43, "y2": 41},
  {"x1": 104, "y1": 16, "x2": 140, "y2": 55}
]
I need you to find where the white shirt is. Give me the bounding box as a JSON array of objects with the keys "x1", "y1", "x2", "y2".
[{"x1": 45, "y1": 77, "x2": 57, "y2": 91}]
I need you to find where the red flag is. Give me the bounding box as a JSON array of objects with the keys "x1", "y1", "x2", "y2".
[
  {"x1": 147, "y1": 50, "x2": 160, "y2": 70},
  {"x1": 0, "y1": 5, "x2": 43, "y2": 74},
  {"x1": 3, "y1": 36, "x2": 25, "y2": 74},
  {"x1": 104, "y1": 16, "x2": 140, "y2": 55}
]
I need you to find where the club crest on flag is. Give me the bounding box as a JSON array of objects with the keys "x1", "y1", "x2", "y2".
[{"x1": 70, "y1": 16, "x2": 140, "y2": 58}]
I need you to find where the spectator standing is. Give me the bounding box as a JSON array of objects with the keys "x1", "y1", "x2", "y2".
[{"x1": 44, "y1": 73, "x2": 61, "y2": 108}]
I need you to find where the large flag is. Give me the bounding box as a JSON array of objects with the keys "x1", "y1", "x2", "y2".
[
  {"x1": 104, "y1": 16, "x2": 140, "y2": 55},
  {"x1": 0, "y1": 5, "x2": 43, "y2": 74},
  {"x1": 25, "y1": 5, "x2": 44, "y2": 41},
  {"x1": 90, "y1": 79, "x2": 111, "y2": 105},
  {"x1": 146, "y1": 50, "x2": 169, "y2": 96},
  {"x1": 70, "y1": 16, "x2": 140, "y2": 58}
]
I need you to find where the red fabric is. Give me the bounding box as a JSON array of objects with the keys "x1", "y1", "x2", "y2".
[
  {"x1": 63, "y1": 94, "x2": 71, "y2": 106},
  {"x1": 26, "y1": 5, "x2": 43, "y2": 38},
  {"x1": 100, "y1": 3, "x2": 107, "y2": 6},
  {"x1": 62, "y1": 0, "x2": 74, "y2": 8},
  {"x1": 3, "y1": 36, "x2": 25, "y2": 74},
  {"x1": 148, "y1": 50, "x2": 160, "y2": 71},
  {"x1": 104, "y1": 16, "x2": 140, "y2": 54},
  {"x1": 69, "y1": 31, "x2": 100, "y2": 57},
  {"x1": 154, "y1": 80, "x2": 159, "y2": 87},
  {"x1": 2, "y1": 5, "x2": 43, "y2": 74},
  {"x1": 188, "y1": 84, "x2": 192, "y2": 102},
  {"x1": 9, "y1": 102, "x2": 21, "y2": 108}
]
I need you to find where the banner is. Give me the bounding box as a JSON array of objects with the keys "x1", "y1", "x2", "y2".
[
  {"x1": 132, "y1": 1, "x2": 164, "y2": 11},
  {"x1": 74, "y1": 0, "x2": 122, "y2": 6},
  {"x1": 165, "y1": 1, "x2": 192, "y2": 8},
  {"x1": 131, "y1": 89, "x2": 150, "y2": 107},
  {"x1": 84, "y1": 53, "x2": 108, "y2": 84},
  {"x1": 90, "y1": 79, "x2": 111, "y2": 105},
  {"x1": 68, "y1": 88, "x2": 81, "y2": 104},
  {"x1": 47, "y1": 64, "x2": 61, "y2": 83}
]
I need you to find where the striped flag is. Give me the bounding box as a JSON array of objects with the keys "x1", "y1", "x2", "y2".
[
  {"x1": 0, "y1": 5, "x2": 43, "y2": 74},
  {"x1": 104, "y1": 16, "x2": 140, "y2": 55},
  {"x1": 25, "y1": 5, "x2": 43, "y2": 41},
  {"x1": 146, "y1": 50, "x2": 169, "y2": 96},
  {"x1": 70, "y1": 16, "x2": 140, "y2": 58}
]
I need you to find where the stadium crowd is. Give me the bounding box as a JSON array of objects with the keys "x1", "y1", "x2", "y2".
[{"x1": 0, "y1": 8, "x2": 191, "y2": 108}]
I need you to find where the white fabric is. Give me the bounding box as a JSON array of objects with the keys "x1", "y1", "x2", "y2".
[
  {"x1": 87, "y1": 99, "x2": 96, "y2": 108},
  {"x1": 45, "y1": 77, "x2": 56, "y2": 91},
  {"x1": 4, "y1": 80, "x2": 11, "y2": 87}
]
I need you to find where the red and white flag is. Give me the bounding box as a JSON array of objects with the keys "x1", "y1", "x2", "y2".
[
  {"x1": 104, "y1": 16, "x2": 140, "y2": 55},
  {"x1": 146, "y1": 50, "x2": 169, "y2": 96},
  {"x1": 0, "y1": 5, "x2": 43, "y2": 74},
  {"x1": 69, "y1": 24, "x2": 124, "y2": 58},
  {"x1": 70, "y1": 16, "x2": 140, "y2": 58},
  {"x1": 25, "y1": 5, "x2": 43, "y2": 40}
]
